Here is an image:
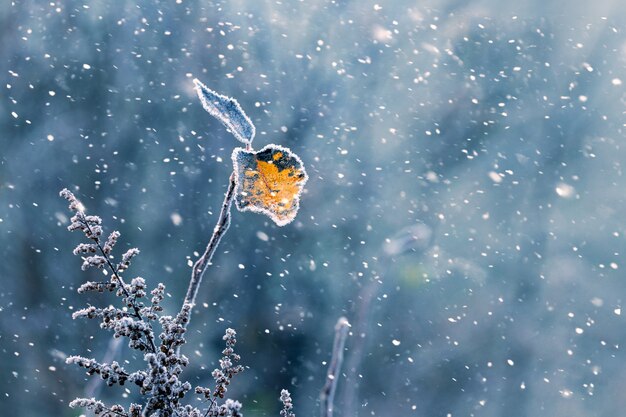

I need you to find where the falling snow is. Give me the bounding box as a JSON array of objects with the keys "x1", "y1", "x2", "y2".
[{"x1": 2, "y1": 2, "x2": 626, "y2": 417}]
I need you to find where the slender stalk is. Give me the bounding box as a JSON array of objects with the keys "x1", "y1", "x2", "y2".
[
  {"x1": 181, "y1": 173, "x2": 236, "y2": 320},
  {"x1": 202, "y1": 397, "x2": 217, "y2": 417},
  {"x1": 320, "y1": 317, "x2": 350, "y2": 417},
  {"x1": 341, "y1": 269, "x2": 383, "y2": 415},
  {"x1": 79, "y1": 212, "x2": 157, "y2": 353}
]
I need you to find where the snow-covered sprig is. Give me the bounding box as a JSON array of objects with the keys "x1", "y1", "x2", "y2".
[
  {"x1": 215, "y1": 399, "x2": 243, "y2": 417},
  {"x1": 280, "y1": 389, "x2": 295, "y2": 417},
  {"x1": 195, "y1": 328, "x2": 245, "y2": 417},
  {"x1": 69, "y1": 397, "x2": 130, "y2": 417},
  {"x1": 212, "y1": 328, "x2": 244, "y2": 399},
  {"x1": 66, "y1": 356, "x2": 131, "y2": 387},
  {"x1": 62, "y1": 188, "x2": 244, "y2": 416},
  {"x1": 60, "y1": 188, "x2": 157, "y2": 353},
  {"x1": 159, "y1": 302, "x2": 193, "y2": 355},
  {"x1": 103, "y1": 230, "x2": 120, "y2": 255},
  {"x1": 77, "y1": 280, "x2": 118, "y2": 293},
  {"x1": 139, "y1": 350, "x2": 193, "y2": 417},
  {"x1": 62, "y1": 188, "x2": 199, "y2": 415},
  {"x1": 142, "y1": 283, "x2": 165, "y2": 321},
  {"x1": 118, "y1": 248, "x2": 140, "y2": 273}
]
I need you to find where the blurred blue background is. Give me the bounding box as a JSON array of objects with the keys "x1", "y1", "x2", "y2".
[{"x1": 2, "y1": 1, "x2": 626, "y2": 416}]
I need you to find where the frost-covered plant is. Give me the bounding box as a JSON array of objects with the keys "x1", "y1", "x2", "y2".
[
  {"x1": 60, "y1": 81, "x2": 307, "y2": 417},
  {"x1": 279, "y1": 389, "x2": 295, "y2": 417},
  {"x1": 61, "y1": 189, "x2": 247, "y2": 417}
]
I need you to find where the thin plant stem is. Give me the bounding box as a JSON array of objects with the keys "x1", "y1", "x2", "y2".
[
  {"x1": 202, "y1": 397, "x2": 217, "y2": 417},
  {"x1": 320, "y1": 317, "x2": 350, "y2": 417},
  {"x1": 340, "y1": 269, "x2": 383, "y2": 416},
  {"x1": 180, "y1": 173, "x2": 236, "y2": 325}
]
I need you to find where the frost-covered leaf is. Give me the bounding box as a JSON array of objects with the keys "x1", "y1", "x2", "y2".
[
  {"x1": 193, "y1": 78, "x2": 255, "y2": 145},
  {"x1": 232, "y1": 144, "x2": 308, "y2": 226}
]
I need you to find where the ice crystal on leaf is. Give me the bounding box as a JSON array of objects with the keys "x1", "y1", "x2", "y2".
[{"x1": 194, "y1": 78, "x2": 256, "y2": 145}]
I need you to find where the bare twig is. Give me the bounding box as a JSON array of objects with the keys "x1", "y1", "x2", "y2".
[
  {"x1": 320, "y1": 317, "x2": 350, "y2": 417},
  {"x1": 181, "y1": 173, "x2": 236, "y2": 322}
]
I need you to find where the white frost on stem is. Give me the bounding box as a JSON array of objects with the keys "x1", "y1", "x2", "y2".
[
  {"x1": 320, "y1": 317, "x2": 350, "y2": 417},
  {"x1": 178, "y1": 174, "x2": 237, "y2": 345}
]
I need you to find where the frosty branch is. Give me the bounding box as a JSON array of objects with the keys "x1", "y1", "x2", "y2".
[
  {"x1": 61, "y1": 188, "x2": 254, "y2": 417},
  {"x1": 61, "y1": 189, "x2": 156, "y2": 354},
  {"x1": 61, "y1": 185, "x2": 348, "y2": 416},
  {"x1": 60, "y1": 80, "x2": 312, "y2": 417}
]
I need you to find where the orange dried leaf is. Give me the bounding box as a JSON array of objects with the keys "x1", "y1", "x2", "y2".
[{"x1": 232, "y1": 145, "x2": 308, "y2": 226}]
